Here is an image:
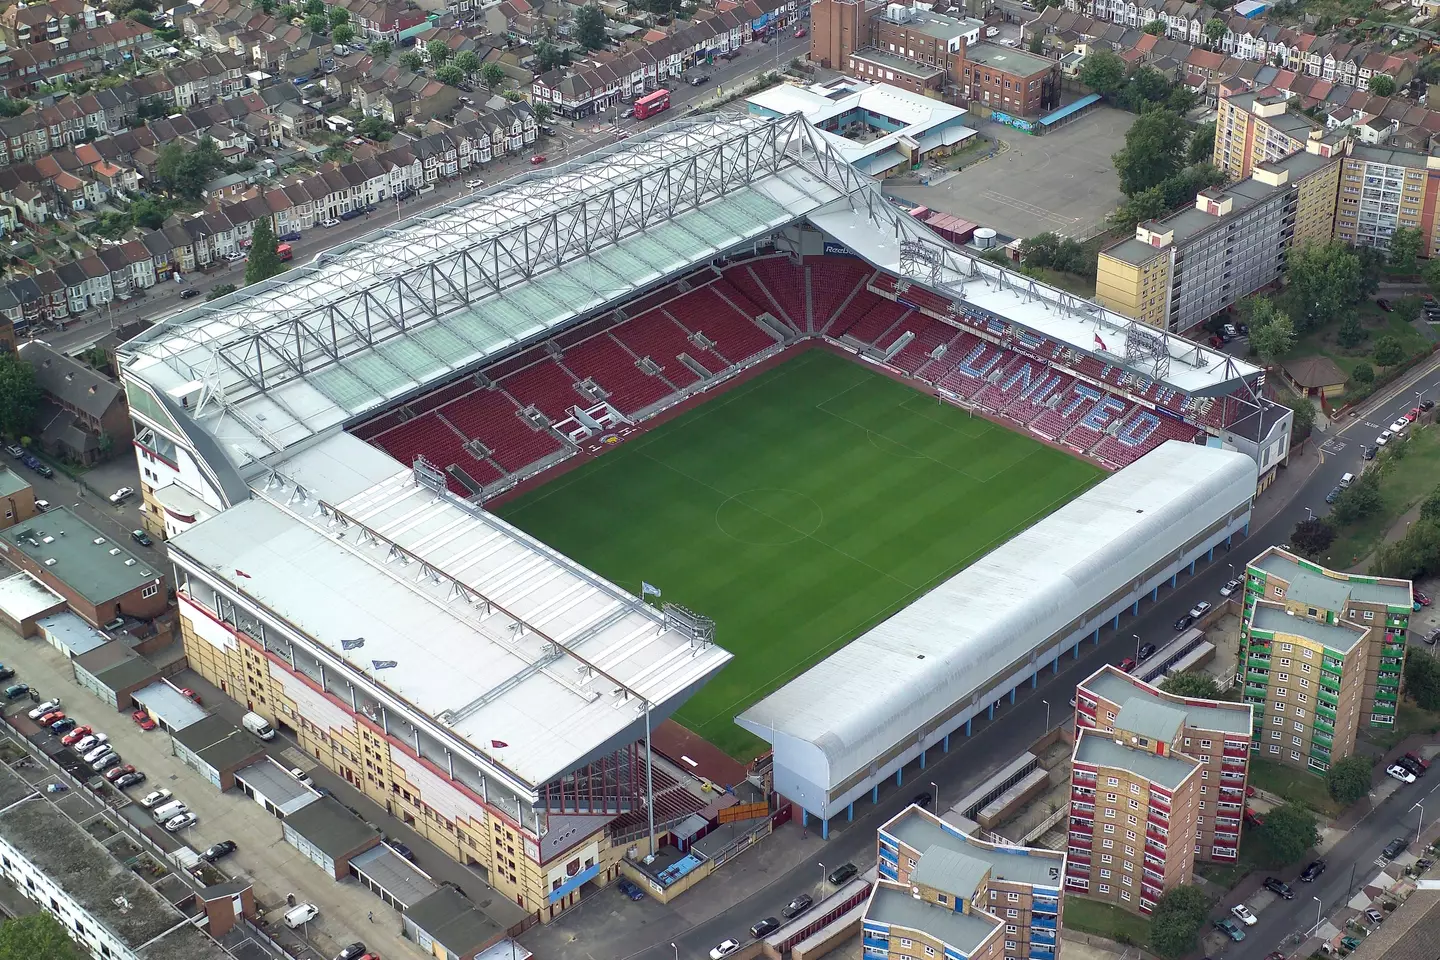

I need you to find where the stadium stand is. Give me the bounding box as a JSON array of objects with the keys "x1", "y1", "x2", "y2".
[
  {"x1": 666, "y1": 287, "x2": 777, "y2": 363},
  {"x1": 613, "y1": 310, "x2": 707, "y2": 385},
  {"x1": 561, "y1": 332, "x2": 675, "y2": 414},
  {"x1": 745, "y1": 258, "x2": 810, "y2": 331},
  {"x1": 808, "y1": 259, "x2": 875, "y2": 333},
  {"x1": 439, "y1": 388, "x2": 564, "y2": 472}
]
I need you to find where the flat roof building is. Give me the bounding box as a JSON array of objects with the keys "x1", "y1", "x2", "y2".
[{"x1": 282, "y1": 795, "x2": 382, "y2": 880}]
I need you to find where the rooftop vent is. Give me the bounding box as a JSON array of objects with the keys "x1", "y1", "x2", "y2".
[
  {"x1": 43, "y1": 558, "x2": 54, "y2": 566},
  {"x1": 41, "y1": 536, "x2": 53, "y2": 544},
  {"x1": 92, "y1": 537, "x2": 105, "y2": 545},
  {"x1": 124, "y1": 559, "x2": 136, "y2": 566},
  {"x1": 108, "y1": 548, "x2": 120, "y2": 556}
]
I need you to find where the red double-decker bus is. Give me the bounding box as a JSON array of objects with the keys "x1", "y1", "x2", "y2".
[{"x1": 633, "y1": 88, "x2": 670, "y2": 120}]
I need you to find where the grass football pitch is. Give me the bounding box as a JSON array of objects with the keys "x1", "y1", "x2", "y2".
[{"x1": 497, "y1": 349, "x2": 1103, "y2": 758}]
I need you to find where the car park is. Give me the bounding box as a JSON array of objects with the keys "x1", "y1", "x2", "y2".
[
  {"x1": 139, "y1": 789, "x2": 173, "y2": 809},
  {"x1": 91, "y1": 752, "x2": 121, "y2": 772},
  {"x1": 132, "y1": 711, "x2": 156, "y2": 731},
  {"x1": 28, "y1": 699, "x2": 60, "y2": 720},
  {"x1": 615, "y1": 878, "x2": 644, "y2": 901},
  {"x1": 202, "y1": 840, "x2": 237, "y2": 862},
  {"x1": 1219, "y1": 578, "x2": 1242, "y2": 597},
  {"x1": 104, "y1": 764, "x2": 136, "y2": 783},
  {"x1": 1214, "y1": 918, "x2": 1246, "y2": 941},
  {"x1": 1231, "y1": 904, "x2": 1257, "y2": 926},
  {"x1": 1172, "y1": 614, "x2": 1194, "y2": 631},
  {"x1": 828, "y1": 863, "x2": 858, "y2": 885},
  {"x1": 709, "y1": 940, "x2": 740, "y2": 959},
  {"x1": 61, "y1": 726, "x2": 91, "y2": 746},
  {"x1": 751, "y1": 918, "x2": 780, "y2": 938},
  {"x1": 49, "y1": 717, "x2": 76, "y2": 735},
  {"x1": 1387, "y1": 763, "x2": 1417, "y2": 783},
  {"x1": 1383, "y1": 837, "x2": 1409, "y2": 859},
  {"x1": 164, "y1": 811, "x2": 198, "y2": 832},
  {"x1": 782, "y1": 894, "x2": 813, "y2": 919},
  {"x1": 113, "y1": 771, "x2": 145, "y2": 789},
  {"x1": 1263, "y1": 877, "x2": 1294, "y2": 899},
  {"x1": 1299, "y1": 859, "x2": 1326, "y2": 882},
  {"x1": 1137, "y1": 642, "x2": 1157, "y2": 661}
]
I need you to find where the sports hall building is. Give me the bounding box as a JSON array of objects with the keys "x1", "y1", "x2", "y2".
[{"x1": 120, "y1": 112, "x2": 1287, "y2": 916}]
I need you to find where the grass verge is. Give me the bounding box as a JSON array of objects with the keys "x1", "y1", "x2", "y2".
[
  {"x1": 1247, "y1": 756, "x2": 1341, "y2": 818},
  {"x1": 1062, "y1": 895, "x2": 1153, "y2": 948},
  {"x1": 1324, "y1": 424, "x2": 1440, "y2": 569},
  {"x1": 1359, "y1": 701, "x2": 1440, "y2": 751}
]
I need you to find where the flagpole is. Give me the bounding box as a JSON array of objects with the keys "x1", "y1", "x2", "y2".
[{"x1": 645, "y1": 699, "x2": 655, "y2": 859}]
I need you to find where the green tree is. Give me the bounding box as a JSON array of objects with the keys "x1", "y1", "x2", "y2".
[
  {"x1": 1143, "y1": 19, "x2": 1167, "y2": 33},
  {"x1": 1405, "y1": 651, "x2": 1440, "y2": 711},
  {"x1": 1204, "y1": 17, "x2": 1227, "y2": 45},
  {"x1": 331, "y1": 23, "x2": 355, "y2": 45},
  {"x1": 1188, "y1": 121, "x2": 1215, "y2": 165},
  {"x1": 1149, "y1": 885, "x2": 1212, "y2": 959},
  {"x1": 1020, "y1": 232, "x2": 1061, "y2": 268},
  {"x1": 1285, "y1": 241, "x2": 1364, "y2": 332},
  {"x1": 1110, "y1": 185, "x2": 1169, "y2": 229},
  {"x1": 261, "y1": 0, "x2": 275, "y2": 12},
  {"x1": 244, "y1": 220, "x2": 285, "y2": 285},
  {"x1": 1280, "y1": 387, "x2": 1316, "y2": 439},
  {"x1": 1337, "y1": 311, "x2": 1366, "y2": 348},
  {"x1": 1370, "y1": 74, "x2": 1396, "y2": 97},
  {"x1": 481, "y1": 61, "x2": 506, "y2": 89},
  {"x1": 454, "y1": 49, "x2": 482, "y2": 76},
  {"x1": 1078, "y1": 49, "x2": 1127, "y2": 97},
  {"x1": 372, "y1": 39, "x2": 393, "y2": 60},
  {"x1": 435, "y1": 64, "x2": 464, "y2": 86},
  {"x1": 303, "y1": 0, "x2": 324, "y2": 14},
  {"x1": 1350, "y1": 361, "x2": 1374, "y2": 386},
  {"x1": 427, "y1": 39, "x2": 451, "y2": 64},
  {"x1": 1029, "y1": 32, "x2": 1043, "y2": 54},
  {"x1": 1158, "y1": 671, "x2": 1221, "y2": 699},
  {"x1": 1389, "y1": 225, "x2": 1424, "y2": 272},
  {"x1": 575, "y1": 4, "x2": 607, "y2": 50},
  {"x1": 328, "y1": 6, "x2": 348, "y2": 25},
  {"x1": 305, "y1": 12, "x2": 327, "y2": 33},
  {"x1": 0, "y1": 913, "x2": 84, "y2": 960},
  {"x1": 0, "y1": 353, "x2": 40, "y2": 441},
  {"x1": 535, "y1": 40, "x2": 569, "y2": 72},
  {"x1": 1326, "y1": 754, "x2": 1372, "y2": 807},
  {"x1": 1425, "y1": 257, "x2": 1440, "y2": 294},
  {"x1": 278, "y1": 3, "x2": 298, "y2": 19},
  {"x1": 534, "y1": 101, "x2": 553, "y2": 122},
  {"x1": 1290, "y1": 517, "x2": 1335, "y2": 556},
  {"x1": 1421, "y1": 484, "x2": 1440, "y2": 523},
  {"x1": 400, "y1": 50, "x2": 424, "y2": 71},
  {"x1": 1331, "y1": 469, "x2": 1382, "y2": 525},
  {"x1": 207, "y1": 283, "x2": 238, "y2": 301},
  {"x1": 154, "y1": 137, "x2": 222, "y2": 199},
  {"x1": 355, "y1": 117, "x2": 393, "y2": 140},
  {"x1": 1259, "y1": 802, "x2": 1320, "y2": 865},
  {"x1": 1373, "y1": 334, "x2": 1405, "y2": 368},
  {"x1": 1113, "y1": 108, "x2": 1188, "y2": 196},
  {"x1": 1249, "y1": 309, "x2": 1295, "y2": 366},
  {"x1": 0, "y1": 97, "x2": 29, "y2": 118}
]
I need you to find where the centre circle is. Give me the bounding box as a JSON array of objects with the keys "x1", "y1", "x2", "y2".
[{"x1": 715, "y1": 488, "x2": 824, "y2": 545}]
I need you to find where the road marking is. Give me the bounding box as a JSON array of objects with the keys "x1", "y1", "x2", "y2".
[
  {"x1": 1321, "y1": 439, "x2": 1347, "y2": 453},
  {"x1": 980, "y1": 190, "x2": 1077, "y2": 228}
]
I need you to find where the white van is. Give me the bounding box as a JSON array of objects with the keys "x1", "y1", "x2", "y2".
[
  {"x1": 283, "y1": 903, "x2": 319, "y2": 928},
  {"x1": 242, "y1": 712, "x2": 275, "y2": 740},
  {"x1": 151, "y1": 800, "x2": 187, "y2": 823}
]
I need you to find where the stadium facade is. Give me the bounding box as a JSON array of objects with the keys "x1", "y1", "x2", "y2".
[{"x1": 120, "y1": 111, "x2": 1289, "y2": 916}]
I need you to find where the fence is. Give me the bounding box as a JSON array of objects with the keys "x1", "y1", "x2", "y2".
[{"x1": 1020, "y1": 802, "x2": 1071, "y2": 845}]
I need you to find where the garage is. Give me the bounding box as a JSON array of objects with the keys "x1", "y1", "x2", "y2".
[{"x1": 281, "y1": 796, "x2": 380, "y2": 880}]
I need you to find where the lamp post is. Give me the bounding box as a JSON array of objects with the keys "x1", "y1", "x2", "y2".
[
  {"x1": 1042, "y1": 699, "x2": 1050, "y2": 732},
  {"x1": 1414, "y1": 801, "x2": 1426, "y2": 844},
  {"x1": 1132, "y1": 633, "x2": 1141, "y2": 660},
  {"x1": 671, "y1": 944, "x2": 678, "y2": 960},
  {"x1": 1313, "y1": 895, "x2": 1323, "y2": 934},
  {"x1": 931, "y1": 781, "x2": 939, "y2": 811},
  {"x1": 819, "y1": 862, "x2": 826, "y2": 891},
  {"x1": 1305, "y1": 506, "x2": 1314, "y2": 521}
]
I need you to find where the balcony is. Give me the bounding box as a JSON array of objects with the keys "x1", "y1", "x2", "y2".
[
  {"x1": 1147, "y1": 826, "x2": 1168, "y2": 846},
  {"x1": 1317, "y1": 703, "x2": 1338, "y2": 722},
  {"x1": 1143, "y1": 866, "x2": 1166, "y2": 885},
  {"x1": 1222, "y1": 744, "x2": 1249, "y2": 759},
  {"x1": 1070, "y1": 819, "x2": 1094, "y2": 835},
  {"x1": 1248, "y1": 655, "x2": 1272, "y2": 670},
  {"x1": 1314, "y1": 715, "x2": 1335, "y2": 735},
  {"x1": 1245, "y1": 683, "x2": 1269, "y2": 699},
  {"x1": 1069, "y1": 833, "x2": 1093, "y2": 850},
  {"x1": 1377, "y1": 674, "x2": 1400, "y2": 689},
  {"x1": 1313, "y1": 731, "x2": 1334, "y2": 750},
  {"x1": 1375, "y1": 688, "x2": 1399, "y2": 703},
  {"x1": 1150, "y1": 794, "x2": 1171, "y2": 814},
  {"x1": 1247, "y1": 670, "x2": 1271, "y2": 685},
  {"x1": 1384, "y1": 643, "x2": 1406, "y2": 657}
]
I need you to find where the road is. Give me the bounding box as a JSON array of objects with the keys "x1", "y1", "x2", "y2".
[
  {"x1": 38, "y1": 31, "x2": 810, "y2": 357},
  {"x1": 546, "y1": 354, "x2": 1440, "y2": 960}
]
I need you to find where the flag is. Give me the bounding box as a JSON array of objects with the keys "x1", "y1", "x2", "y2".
[
  {"x1": 371, "y1": 659, "x2": 398, "y2": 670},
  {"x1": 1093, "y1": 334, "x2": 1108, "y2": 352},
  {"x1": 491, "y1": 740, "x2": 509, "y2": 749},
  {"x1": 342, "y1": 638, "x2": 366, "y2": 651},
  {"x1": 641, "y1": 582, "x2": 662, "y2": 598},
  {"x1": 235, "y1": 569, "x2": 252, "y2": 579}
]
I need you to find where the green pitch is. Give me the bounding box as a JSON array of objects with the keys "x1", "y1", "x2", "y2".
[{"x1": 497, "y1": 349, "x2": 1103, "y2": 759}]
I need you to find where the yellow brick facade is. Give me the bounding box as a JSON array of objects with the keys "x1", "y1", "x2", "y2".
[{"x1": 1094, "y1": 245, "x2": 1170, "y2": 327}]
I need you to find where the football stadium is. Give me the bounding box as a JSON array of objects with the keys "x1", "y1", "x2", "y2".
[{"x1": 118, "y1": 112, "x2": 1282, "y2": 906}]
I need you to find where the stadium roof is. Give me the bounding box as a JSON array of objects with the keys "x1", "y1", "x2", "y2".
[
  {"x1": 165, "y1": 431, "x2": 732, "y2": 794},
  {"x1": 736, "y1": 441, "x2": 1257, "y2": 807}
]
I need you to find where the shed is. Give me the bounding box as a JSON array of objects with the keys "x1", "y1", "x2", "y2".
[
  {"x1": 36, "y1": 610, "x2": 106, "y2": 656},
  {"x1": 281, "y1": 796, "x2": 381, "y2": 880},
  {"x1": 1282, "y1": 355, "x2": 1348, "y2": 399},
  {"x1": 233, "y1": 757, "x2": 318, "y2": 818},
  {"x1": 403, "y1": 885, "x2": 508, "y2": 960},
  {"x1": 130, "y1": 680, "x2": 207, "y2": 731},
  {"x1": 0, "y1": 573, "x2": 65, "y2": 637},
  {"x1": 171, "y1": 714, "x2": 267, "y2": 790},
  {"x1": 71, "y1": 642, "x2": 160, "y2": 709},
  {"x1": 349, "y1": 844, "x2": 437, "y2": 910}
]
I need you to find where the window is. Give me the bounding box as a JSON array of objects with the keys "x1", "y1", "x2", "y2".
[
  {"x1": 1005, "y1": 942, "x2": 1018, "y2": 951},
  {"x1": 1106, "y1": 793, "x2": 1118, "y2": 802},
  {"x1": 1292, "y1": 735, "x2": 1303, "y2": 746},
  {"x1": 1130, "y1": 783, "x2": 1141, "y2": 794},
  {"x1": 1363, "y1": 611, "x2": 1374, "y2": 620},
  {"x1": 1200, "y1": 739, "x2": 1212, "y2": 749},
  {"x1": 899, "y1": 938, "x2": 912, "y2": 948},
  {"x1": 1269, "y1": 744, "x2": 1280, "y2": 753},
  {"x1": 1006, "y1": 925, "x2": 1019, "y2": 934},
  {"x1": 1101, "y1": 854, "x2": 1113, "y2": 863},
  {"x1": 1129, "y1": 799, "x2": 1139, "y2": 809},
  {"x1": 1099, "y1": 868, "x2": 1112, "y2": 879},
  {"x1": 1007, "y1": 908, "x2": 1019, "y2": 918},
  {"x1": 1008, "y1": 892, "x2": 1020, "y2": 902},
  {"x1": 1272, "y1": 716, "x2": 1284, "y2": 725},
  {"x1": 1102, "y1": 839, "x2": 1114, "y2": 849},
  {"x1": 925, "y1": 948, "x2": 935, "y2": 958},
  {"x1": 1105, "y1": 808, "x2": 1116, "y2": 819},
  {"x1": 1098, "y1": 884, "x2": 1111, "y2": 894},
  {"x1": 141, "y1": 584, "x2": 158, "y2": 599},
  {"x1": 1107, "y1": 776, "x2": 1119, "y2": 786},
  {"x1": 1303, "y1": 648, "x2": 1314, "y2": 659}
]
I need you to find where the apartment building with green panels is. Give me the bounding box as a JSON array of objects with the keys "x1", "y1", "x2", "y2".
[{"x1": 1241, "y1": 547, "x2": 1412, "y2": 774}]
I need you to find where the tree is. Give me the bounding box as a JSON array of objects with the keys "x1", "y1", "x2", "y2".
[
  {"x1": 1389, "y1": 225, "x2": 1424, "y2": 272},
  {"x1": 0, "y1": 913, "x2": 84, "y2": 960},
  {"x1": 481, "y1": 61, "x2": 506, "y2": 90},
  {"x1": 328, "y1": 6, "x2": 348, "y2": 25},
  {"x1": 1290, "y1": 517, "x2": 1335, "y2": 556},
  {"x1": 356, "y1": 116, "x2": 392, "y2": 140},
  {"x1": 1279, "y1": 387, "x2": 1315, "y2": 440},
  {"x1": 1143, "y1": 19, "x2": 1167, "y2": 33},
  {"x1": 154, "y1": 137, "x2": 222, "y2": 199},
  {"x1": 1029, "y1": 32, "x2": 1043, "y2": 54},
  {"x1": 0, "y1": 353, "x2": 39, "y2": 442},
  {"x1": 1422, "y1": 484, "x2": 1440, "y2": 524},
  {"x1": 303, "y1": 0, "x2": 324, "y2": 14},
  {"x1": 1120, "y1": 66, "x2": 1170, "y2": 111},
  {"x1": 305, "y1": 12, "x2": 327, "y2": 33},
  {"x1": 534, "y1": 101, "x2": 553, "y2": 122},
  {"x1": 454, "y1": 49, "x2": 482, "y2": 76},
  {"x1": 1159, "y1": 671, "x2": 1221, "y2": 699},
  {"x1": 575, "y1": 4, "x2": 607, "y2": 50},
  {"x1": 0, "y1": 98, "x2": 28, "y2": 118},
  {"x1": 1373, "y1": 334, "x2": 1406, "y2": 368},
  {"x1": 1331, "y1": 469, "x2": 1381, "y2": 525},
  {"x1": 372, "y1": 39, "x2": 392, "y2": 60},
  {"x1": 1078, "y1": 50, "x2": 1126, "y2": 97},
  {"x1": 1425, "y1": 257, "x2": 1440, "y2": 295},
  {"x1": 1112, "y1": 108, "x2": 1188, "y2": 196},
  {"x1": 261, "y1": 0, "x2": 276, "y2": 13},
  {"x1": 1259, "y1": 802, "x2": 1319, "y2": 865},
  {"x1": 435, "y1": 64, "x2": 464, "y2": 86},
  {"x1": 244, "y1": 221, "x2": 285, "y2": 285},
  {"x1": 1285, "y1": 241, "x2": 1364, "y2": 332},
  {"x1": 535, "y1": 40, "x2": 569, "y2": 72},
  {"x1": 1204, "y1": 17, "x2": 1227, "y2": 45},
  {"x1": 1248, "y1": 309, "x2": 1295, "y2": 366},
  {"x1": 1326, "y1": 754, "x2": 1373, "y2": 807},
  {"x1": 278, "y1": 3, "x2": 298, "y2": 20},
  {"x1": 207, "y1": 283, "x2": 237, "y2": 301},
  {"x1": 1405, "y1": 651, "x2": 1440, "y2": 712},
  {"x1": 331, "y1": 23, "x2": 355, "y2": 45},
  {"x1": 1370, "y1": 74, "x2": 1396, "y2": 97},
  {"x1": 1020, "y1": 232, "x2": 1061, "y2": 267},
  {"x1": 1111, "y1": 185, "x2": 1170, "y2": 229},
  {"x1": 399, "y1": 50, "x2": 423, "y2": 71},
  {"x1": 1337, "y1": 311, "x2": 1366, "y2": 348},
  {"x1": 1149, "y1": 885, "x2": 1211, "y2": 959},
  {"x1": 427, "y1": 39, "x2": 451, "y2": 64},
  {"x1": 1350, "y1": 361, "x2": 1374, "y2": 386},
  {"x1": 1188, "y1": 121, "x2": 1215, "y2": 165}
]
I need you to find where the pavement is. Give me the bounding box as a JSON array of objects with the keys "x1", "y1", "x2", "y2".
[{"x1": 520, "y1": 350, "x2": 1440, "y2": 960}]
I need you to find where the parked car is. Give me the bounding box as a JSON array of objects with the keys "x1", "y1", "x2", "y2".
[
  {"x1": 1424, "y1": 399, "x2": 1437, "y2": 411},
  {"x1": 202, "y1": 840, "x2": 238, "y2": 862},
  {"x1": 466, "y1": 178, "x2": 485, "y2": 188},
  {"x1": 828, "y1": 862, "x2": 858, "y2": 885},
  {"x1": 4, "y1": 684, "x2": 29, "y2": 700},
  {"x1": 1383, "y1": 837, "x2": 1409, "y2": 859},
  {"x1": 1377, "y1": 298, "x2": 1393, "y2": 311},
  {"x1": 1172, "y1": 614, "x2": 1194, "y2": 632},
  {"x1": 91, "y1": 752, "x2": 121, "y2": 772},
  {"x1": 49, "y1": 717, "x2": 76, "y2": 735},
  {"x1": 113, "y1": 771, "x2": 145, "y2": 789},
  {"x1": 1219, "y1": 578, "x2": 1242, "y2": 597},
  {"x1": 288, "y1": 766, "x2": 314, "y2": 786},
  {"x1": 36, "y1": 710, "x2": 64, "y2": 726},
  {"x1": 751, "y1": 918, "x2": 780, "y2": 938},
  {"x1": 30, "y1": 460, "x2": 52, "y2": 478},
  {"x1": 709, "y1": 940, "x2": 740, "y2": 959},
  {"x1": 132, "y1": 710, "x2": 156, "y2": 731},
  {"x1": 1188, "y1": 600, "x2": 1212, "y2": 619},
  {"x1": 180, "y1": 688, "x2": 202, "y2": 705},
  {"x1": 794, "y1": 26, "x2": 806, "y2": 36},
  {"x1": 688, "y1": 73, "x2": 711, "y2": 86},
  {"x1": 320, "y1": 218, "x2": 341, "y2": 228},
  {"x1": 109, "y1": 487, "x2": 134, "y2": 504},
  {"x1": 61, "y1": 726, "x2": 91, "y2": 746},
  {"x1": 164, "y1": 811, "x2": 198, "y2": 832},
  {"x1": 1376, "y1": 432, "x2": 1392, "y2": 447},
  {"x1": 1118, "y1": 656, "x2": 1136, "y2": 672},
  {"x1": 1325, "y1": 485, "x2": 1342, "y2": 504},
  {"x1": 140, "y1": 788, "x2": 173, "y2": 809},
  {"x1": 1363, "y1": 445, "x2": 1378, "y2": 460},
  {"x1": 1214, "y1": 918, "x2": 1246, "y2": 941},
  {"x1": 1417, "y1": 592, "x2": 1432, "y2": 607},
  {"x1": 278, "y1": 232, "x2": 302, "y2": 243},
  {"x1": 1387, "y1": 763, "x2": 1417, "y2": 784},
  {"x1": 32, "y1": 499, "x2": 47, "y2": 512},
  {"x1": 529, "y1": 155, "x2": 547, "y2": 164},
  {"x1": 1396, "y1": 755, "x2": 1426, "y2": 777},
  {"x1": 0, "y1": 665, "x2": 14, "y2": 682},
  {"x1": 225, "y1": 252, "x2": 245, "y2": 263},
  {"x1": 386, "y1": 838, "x2": 414, "y2": 861},
  {"x1": 3, "y1": 444, "x2": 21, "y2": 458},
  {"x1": 104, "y1": 764, "x2": 136, "y2": 783},
  {"x1": 1137, "y1": 642, "x2": 1157, "y2": 661},
  {"x1": 1230, "y1": 904, "x2": 1257, "y2": 926},
  {"x1": 26, "y1": 699, "x2": 59, "y2": 721},
  {"x1": 1405, "y1": 751, "x2": 1430, "y2": 771},
  {"x1": 615, "y1": 878, "x2": 644, "y2": 901},
  {"x1": 130, "y1": 529, "x2": 152, "y2": 547},
  {"x1": 334, "y1": 944, "x2": 368, "y2": 960},
  {"x1": 1365, "y1": 907, "x2": 1385, "y2": 924},
  {"x1": 1392, "y1": 419, "x2": 1411, "y2": 434},
  {"x1": 1299, "y1": 859, "x2": 1326, "y2": 882},
  {"x1": 73, "y1": 734, "x2": 107, "y2": 754},
  {"x1": 782, "y1": 894, "x2": 813, "y2": 919},
  {"x1": 1263, "y1": 877, "x2": 1294, "y2": 900},
  {"x1": 179, "y1": 288, "x2": 201, "y2": 299}
]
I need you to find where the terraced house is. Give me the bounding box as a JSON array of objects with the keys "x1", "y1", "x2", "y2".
[
  {"x1": 1241, "y1": 547, "x2": 1412, "y2": 774},
  {"x1": 868, "y1": 805, "x2": 1064, "y2": 960}
]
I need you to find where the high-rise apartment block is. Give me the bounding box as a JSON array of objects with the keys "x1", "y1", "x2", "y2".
[
  {"x1": 1213, "y1": 89, "x2": 1343, "y2": 180},
  {"x1": 1095, "y1": 144, "x2": 1340, "y2": 332},
  {"x1": 1335, "y1": 146, "x2": 1440, "y2": 257},
  {"x1": 867, "y1": 804, "x2": 1065, "y2": 960},
  {"x1": 1067, "y1": 666, "x2": 1252, "y2": 914},
  {"x1": 1242, "y1": 547, "x2": 1412, "y2": 773}
]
